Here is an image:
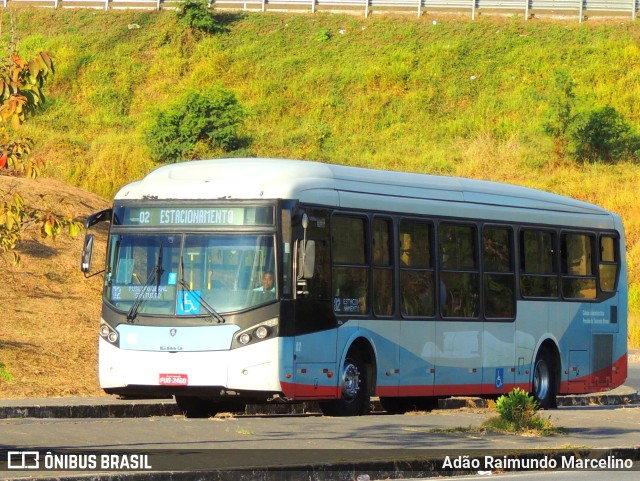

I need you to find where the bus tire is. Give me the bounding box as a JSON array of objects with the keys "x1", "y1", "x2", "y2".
[
  {"x1": 175, "y1": 395, "x2": 218, "y2": 418},
  {"x1": 532, "y1": 348, "x2": 557, "y2": 409},
  {"x1": 319, "y1": 352, "x2": 370, "y2": 417}
]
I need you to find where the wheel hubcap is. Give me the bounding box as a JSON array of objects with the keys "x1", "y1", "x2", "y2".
[
  {"x1": 340, "y1": 361, "x2": 360, "y2": 402},
  {"x1": 534, "y1": 359, "x2": 549, "y2": 402}
]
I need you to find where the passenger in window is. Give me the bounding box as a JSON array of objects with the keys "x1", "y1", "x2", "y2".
[{"x1": 254, "y1": 271, "x2": 275, "y2": 293}]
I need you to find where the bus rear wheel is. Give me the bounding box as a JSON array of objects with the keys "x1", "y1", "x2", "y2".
[
  {"x1": 532, "y1": 349, "x2": 557, "y2": 409},
  {"x1": 319, "y1": 353, "x2": 370, "y2": 417}
]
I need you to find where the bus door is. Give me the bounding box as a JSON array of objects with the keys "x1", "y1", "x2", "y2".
[{"x1": 291, "y1": 210, "x2": 338, "y2": 399}]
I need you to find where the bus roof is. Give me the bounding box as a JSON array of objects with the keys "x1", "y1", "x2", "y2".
[{"x1": 115, "y1": 158, "x2": 610, "y2": 218}]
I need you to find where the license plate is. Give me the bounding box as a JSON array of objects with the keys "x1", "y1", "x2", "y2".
[{"x1": 159, "y1": 374, "x2": 188, "y2": 386}]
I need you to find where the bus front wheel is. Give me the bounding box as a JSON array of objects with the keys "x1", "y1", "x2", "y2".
[
  {"x1": 532, "y1": 349, "x2": 557, "y2": 409},
  {"x1": 319, "y1": 353, "x2": 370, "y2": 417}
]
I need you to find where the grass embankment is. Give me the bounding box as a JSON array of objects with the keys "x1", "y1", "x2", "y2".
[{"x1": 0, "y1": 7, "x2": 638, "y2": 396}]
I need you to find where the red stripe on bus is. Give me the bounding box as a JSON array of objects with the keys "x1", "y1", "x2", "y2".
[
  {"x1": 560, "y1": 353, "x2": 627, "y2": 394},
  {"x1": 281, "y1": 353, "x2": 626, "y2": 401}
]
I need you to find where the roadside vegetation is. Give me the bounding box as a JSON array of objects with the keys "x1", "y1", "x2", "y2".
[
  {"x1": 0, "y1": 6, "x2": 639, "y2": 397},
  {"x1": 484, "y1": 388, "x2": 558, "y2": 435},
  {"x1": 15, "y1": 7, "x2": 637, "y2": 343},
  {"x1": 421, "y1": 389, "x2": 561, "y2": 436}
]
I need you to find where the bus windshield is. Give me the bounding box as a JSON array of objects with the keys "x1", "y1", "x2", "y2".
[{"x1": 105, "y1": 233, "x2": 276, "y2": 316}]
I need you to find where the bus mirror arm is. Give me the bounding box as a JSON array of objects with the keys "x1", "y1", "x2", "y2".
[
  {"x1": 81, "y1": 208, "x2": 111, "y2": 278},
  {"x1": 81, "y1": 234, "x2": 104, "y2": 278}
]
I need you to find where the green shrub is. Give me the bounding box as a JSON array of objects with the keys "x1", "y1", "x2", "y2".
[
  {"x1": 544, "y1": 71, "x2": 640, "y2": 164},
  {"x1": 147, "y1": 87, "x2": 246, "y2": 163},
  {"x1": 315, "y1": 29, "x2": 332, "y2": 42},
  {"x1": 489, "y1": 389, "x2": 560, "y2": 435},
  {"x1": 568, "y1": 106, "x2": 640, "y2": 164},
  {"x1": 495, "y1": 388, "x2": 540, "y2": 429},
  {"x1": 177, "y1": 0, "x2": 224, "y2": 35}
]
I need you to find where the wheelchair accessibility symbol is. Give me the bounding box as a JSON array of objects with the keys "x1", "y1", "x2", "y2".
[
  {"x1": 177, "y1": 290, "x2": 201, "y2": 315},
  {"x1": 495, "y1": 368, "x2": 504, "y2": 390}
]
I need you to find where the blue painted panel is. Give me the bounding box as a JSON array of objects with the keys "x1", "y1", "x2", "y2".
[{"x1": 117, "y1": 324, "x2": 240, "y2": 352}]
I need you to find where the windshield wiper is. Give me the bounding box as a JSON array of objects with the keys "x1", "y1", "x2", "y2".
[
  {"x1": 127, "y1": 243, "x2": 164, "y2": 323},
  {"x1": 178, "y1": 256, "x2": 226, "y2": 324}
]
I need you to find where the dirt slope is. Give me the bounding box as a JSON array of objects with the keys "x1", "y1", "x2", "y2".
[{"x1": 0, "y1": 175, "x2": 110, "y2": 398}]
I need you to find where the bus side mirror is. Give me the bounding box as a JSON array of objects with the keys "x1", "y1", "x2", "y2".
[
  {"x1": 299, "y1": 240, "x2": 315, "y2": 279},
  {"x1": 296, "y1": 239, "x2": 316, "y2": 296},
  {"x1": 81, "y1": 234, "x2": 95, "y2": 274}
]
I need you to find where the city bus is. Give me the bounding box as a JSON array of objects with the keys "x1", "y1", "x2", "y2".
[{"x1": 81, "y1": 158, "x2": 627, "y2": 417}]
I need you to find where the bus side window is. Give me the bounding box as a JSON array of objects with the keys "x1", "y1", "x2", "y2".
[
  {"x1": 483, "y1": 226, "x2": 515, "y2": 318},
  {"x1": 520, "y1": 230, "x2": 558, "y2": 298},
  {"x1": 332, "y1": 214, "x2": 368, "y2": 314},
  {"x1": 439, "y1": 223, "x2": 479, "y2": 318},
  {"x1": 599, "y1": 235, "x2": 619, "y2": 293},
  {"x1": 399, "y1": 219, "x2": 434, "y2": 317},
  {"x1": 372, "y1": 217, "x2": 394, "y2": 317},
  {"x1": 561, "y1": 233, "x2": 596, "y2": 300}
]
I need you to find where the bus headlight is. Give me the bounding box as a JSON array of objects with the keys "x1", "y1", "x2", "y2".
[
  {"x1": 99, "y1": 321, "x2": 119, "y2": 346},
  {"x1": 232, "y1": 317, "x2": 278, "y2": 349},
  {"x1": 255, "y1": 326, "x2": 269, "y2": 339}
]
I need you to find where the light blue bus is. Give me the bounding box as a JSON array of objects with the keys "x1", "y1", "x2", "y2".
[{"x1": 82, "y1": 158, "x2": 627, "y2": 417}]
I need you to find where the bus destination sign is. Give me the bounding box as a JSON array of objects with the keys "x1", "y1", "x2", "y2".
[{"x1": 121, "y1": 206, "x2": 273, "y2": 227}]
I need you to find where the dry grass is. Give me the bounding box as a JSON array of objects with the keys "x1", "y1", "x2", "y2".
[{"x1": 0, "y1": 175, "x2": 109, "y2": 399}]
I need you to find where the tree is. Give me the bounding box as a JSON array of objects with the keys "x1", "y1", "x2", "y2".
[
  {"x1": 569, "y1": 106, "x2": 640, "y2": 164},
  {"x1": 543, "y1": 70, "x2": 577, "y2": 160},
  {"x1": 544, "y1": 70, "x2": 640, "y2": 164},
  {"x1": 147, "y1": 87, "x2": 246, "y2": 163},
  {"x1": 0, "y1": 51, "x2": 82, "y2": 265},
  {"x1": 177, "y1": 0, "x2": 225, "y2": 35}
]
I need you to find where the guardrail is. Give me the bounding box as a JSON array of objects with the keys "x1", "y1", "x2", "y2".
[{"x1": 0, "y1": 0, "x2": 638, "y2": 22}]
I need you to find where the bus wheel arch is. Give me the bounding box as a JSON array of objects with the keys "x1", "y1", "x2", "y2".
[
  {"x1": 532, "y1": 340, "x2": 560, "y2": 409},
  {"x1": 319, "y1": 337, "x2": 376, "y2": 416}
]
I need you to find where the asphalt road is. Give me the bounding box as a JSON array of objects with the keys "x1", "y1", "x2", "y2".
[
  {"x1": 0, "y1": 352, "x2": 638, "y2": 480},
  {"x1": 2, "y1": 399, "x2": 639, "y2": 479},
  {"x1": 627, "y1": 362, "x2": 639, "y2": 392},
  {"x1": 437, "y1": 470, "x2": 640, "y2": 481}
]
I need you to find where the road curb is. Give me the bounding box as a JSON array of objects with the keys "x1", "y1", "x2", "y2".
[
  {"x1": 0, "y1": 401, "x2": 181, "y2": 420},
  {"x1": 4, "y1": 447, "x2": 639, "y2": 481},
  {"x1": 0, "y1": 386, "x2": 636, "y2": 419}
]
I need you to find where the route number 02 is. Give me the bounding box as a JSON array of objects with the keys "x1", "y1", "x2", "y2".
[{"x1": 139, "y1": 211, "x2": 151, "y2": 224}]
